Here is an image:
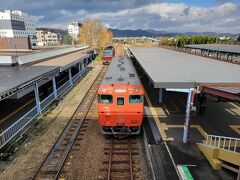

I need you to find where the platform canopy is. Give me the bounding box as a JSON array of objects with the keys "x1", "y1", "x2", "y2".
[
  {"x1": 184, "y1": 44, "x2": 240, "y2": 54},
  {"x1": 0, "y1": 66, "x2": 59, "y2": 100},
  {"x1": 32, "y1": 52, "x2": 88, "y2": 72},
  {"x1": 129, "y1": 46, "x2": 240, "y2": 88}
]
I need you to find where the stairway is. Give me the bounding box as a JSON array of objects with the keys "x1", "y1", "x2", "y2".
[{"x1": 197, "y1": 133, "x2": 240, "y2": 179}]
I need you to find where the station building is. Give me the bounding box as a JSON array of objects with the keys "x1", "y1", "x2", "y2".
[{"x1": 0, "y1": 10, "x2": 37, "y2": 46}]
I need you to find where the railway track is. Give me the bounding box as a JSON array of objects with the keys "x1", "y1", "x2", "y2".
[
  {"x1": 99, "y1": 137, "x2": 141, "y2": 180},
  {"x1": 32, "y1": 65, "x2": 107, "y2": 180}
]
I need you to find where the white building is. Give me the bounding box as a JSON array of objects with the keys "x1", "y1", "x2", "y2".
[
  {"x1": 68, "y1": 21, "x2": 81, "y2": 40},
  {"x1": 0, "y1": 10, "x2": 37, "y2": 46}
]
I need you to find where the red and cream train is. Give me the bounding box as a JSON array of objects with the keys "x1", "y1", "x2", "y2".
[
  {"x1": 102, "y1": 46, "x2": 115, "y2": 65},
  {"x1": 97, "y1": 56, "x2": 144, "y2": 136}
]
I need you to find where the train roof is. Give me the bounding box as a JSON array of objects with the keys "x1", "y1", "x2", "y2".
[
  {"x1": 103, "y1": 46, "x2": 114, "y2": 51},
  {"x1": 101, "y1": 57, "x2": 141, "y2": 86}
]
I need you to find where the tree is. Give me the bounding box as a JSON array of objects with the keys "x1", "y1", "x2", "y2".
[
  {"x1": 237, "y1": 35, "x2": 240, "y2": 42},
  {"x1": 79, "y1": 18, "x2": 112, "y2": 52},
  {"x1": 64, "y1": 34, "x2": 73, "y2": 45}
]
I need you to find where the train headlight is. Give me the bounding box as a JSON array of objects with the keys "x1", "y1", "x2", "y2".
[
  {"x1": 135, "y1": 88, "x2": 139, "y2": 92},
  {"x1": 102, "y1": 88, "x2": 106, "y2": 92}
]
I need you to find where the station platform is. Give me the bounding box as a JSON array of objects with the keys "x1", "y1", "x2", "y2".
[
  {"x1": 128, "y1": 46, "x2": 240, "y2": 179},
  {"x1": 143, "y1": 79, "x2": 239, "y2": 180},
  {"x1": 0, "y1": 46, "x2": 96, "y2": 149},
  {"x1": 0, "y1": 66, "x2": 59, "y2": 100}
]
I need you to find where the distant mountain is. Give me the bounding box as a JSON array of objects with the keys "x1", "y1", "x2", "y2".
[
  {"x1": 110, "y1": 29, "x2": 153, "y2": 37},
  {"x1": 36, "y1": 27, "x2": 68, "y2": 36},
  {"x1": 109, "y1": 28, "x2": 239, "y2": 37}
]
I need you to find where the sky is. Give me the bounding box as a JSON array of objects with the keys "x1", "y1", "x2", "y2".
[{"x1": 0, "y1": 0, "x2": 240, "y2": 33}]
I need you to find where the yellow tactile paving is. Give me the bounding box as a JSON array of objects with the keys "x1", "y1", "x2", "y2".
[
  {"x1": 229, "y1": 102, "x2": 240, "y2": 110},
  {"x1": 167, "y1": 125, "x2": 240, "y2": 147},
  {"x1": 229, "y1": 125, "x2": 240, "y2": 135},
  {"x1": 166, "y1": 124, "x2": 207, "y2": 139},
  {"x1": 144, "y1": 89, "x2": 174, "y2": 141}
]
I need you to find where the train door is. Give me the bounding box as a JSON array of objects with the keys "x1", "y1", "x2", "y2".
[{"x1": 115, "y1": 96, "x2": 125, "y2": 126}]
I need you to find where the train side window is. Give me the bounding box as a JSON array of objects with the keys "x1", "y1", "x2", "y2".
[
  {"x1": 129, "y1": 95, "x2": 144, "y2": 103},
  {"x1": 117, "y1": 97, "x2": 124, "y2": 105},
  {"x1": 98, "y1": 95, "x2": 113, "y2": 104}
]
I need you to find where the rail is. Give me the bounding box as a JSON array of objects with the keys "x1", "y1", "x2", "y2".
[
  {"x1": 205, "y1": 133, "x2": 240, "y2": 153},
  {"x1": 0, "y1": 68, "x2": 88, "y2": 149},
  {"x1": 32, "y1": 66, "x2": 106, "y2": 179},
  {"x1": 102, "y1": 137, "x2": 136, "y2": 180}
]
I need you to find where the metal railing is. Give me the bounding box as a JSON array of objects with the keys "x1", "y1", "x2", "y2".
[
  {"x1": 0, "y1": 67, "x2": 89, "y2": 149},
  {"x1": 57, "y1": 81, "x2": 71, "y2": 98},
  {"x1": 159, "y1": 45, "x2": 240, "y2": 65},
  {"x1": 205, "y1": 133, "x2": 240, "y2": 153},
  {"x1": 0, "y1": 107, "x2": 38, "y2": 148},
  {"x1": 40, "y1": 93, "x2": 55, "y2": 111}
]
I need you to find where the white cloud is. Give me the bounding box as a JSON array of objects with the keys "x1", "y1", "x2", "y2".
[
  {"x1": 37, "y1": 2, "x2": 240, "y2": 33},
  {"x1": 32, "y1": 15, "x2": 44, "y2": 21}
]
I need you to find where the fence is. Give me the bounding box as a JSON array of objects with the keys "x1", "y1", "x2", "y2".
[
  {"x1": 0, "y1": 68, "x2": 88, "y2": 149},
  {"x1": 205, "y1": 133, "x2": 240, "y2": 153},
  {"x1": 160, "y1": 45, "x2": 240, "y2": 65}
]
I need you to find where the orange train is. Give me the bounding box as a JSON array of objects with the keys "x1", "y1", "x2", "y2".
[
  {"x1": 97, "y1": 56, "x2": 144, "y2": 136},
  {"x1": 102, "y1": 46, "x2": 115, "y2": 65}
]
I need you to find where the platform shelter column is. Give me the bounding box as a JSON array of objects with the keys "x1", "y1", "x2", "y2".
[
  {"x1": 68, "y1": 68, "x2": 73, "y2": 86},
  {"x1": 183, "y1": 88, "x2": 195, "y2": 143},
  {"x1": 52, "y1": 77, "x2": 57, "y2": 99},
  {"x1": 89, "y1": 54, "x2": 92, "y2": 62},
  {"x1": 78, "y1": 63, "x2": 82, "y2": 76},
  {"x1": 34, "y1": 82, "x2": 41, "y2": 114},
  {"x1": 81, "y1": 62, "x2": 85, "y2": 73},
  {"x1": 148, "y1": 79, "x2": 151, "y2": 86},
  {"x1": 159, "y1": 88, "x2": 163, "y2": 104}
]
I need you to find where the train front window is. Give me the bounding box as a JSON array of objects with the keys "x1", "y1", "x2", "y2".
[
  {"x1": 117, "y1": 97, "x2": 124, "y2": 105},
  {"x1": 98, "y1": 95, "x2": 113, "y2": 104},
  {"x1": 103, "y1": 51, "x2": 111, "y2": 56},
  {"x1": 129, "y1": 95, "x2": 144, "y2": 103}
]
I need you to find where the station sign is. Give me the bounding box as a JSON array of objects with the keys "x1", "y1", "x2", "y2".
[{"x1": 177, "y1": 165, "x2": 194, "y2": 180}]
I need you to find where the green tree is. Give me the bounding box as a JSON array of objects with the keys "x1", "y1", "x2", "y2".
[
  {"x1": 64, "y1": 34, "x2": 73, "y2": 45},
  {"x1": 237, "y1": 35, "x2": 240, "y2": 42}
]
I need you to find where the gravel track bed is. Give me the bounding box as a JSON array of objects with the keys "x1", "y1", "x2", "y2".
[
  {"x1": 61, "y1": 97, "x2": 106, "y2": 180},
  {"x1": 0, "y1": 62, "x2": 103, "y2": 180}
]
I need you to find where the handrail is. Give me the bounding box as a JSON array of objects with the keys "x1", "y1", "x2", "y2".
[{"x1": 205, "y1": 133, "x2": 240, "y2": 153}]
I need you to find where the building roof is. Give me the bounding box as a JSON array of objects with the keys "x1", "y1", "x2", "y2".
[
  {"x1": 17, "y1": 46, "x2": 89, "y2": 65},
  {"x1": 101, "y1": 56, "x2": 141, "y2": 86},
  {"x1": 201, "y1": 86, "x2": 240, "y2": 101},
  {"x1": 206, "y1": 86, "x2": 240, "y2": 94},
  {"x1": 31, "y1": 51, "x2": 88, "y2": 72},
  {"x1": 184, "y1": 44, "x2": 240, "y2": 54},
  {"x1": 129, "y1": 46, "x2": 240, "y2": 88},
  {"x1": 0, "y1": 66, "x2": 58, "y2": 100}
]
